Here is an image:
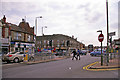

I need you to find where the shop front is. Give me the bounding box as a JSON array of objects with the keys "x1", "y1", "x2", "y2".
[
  {"x1": 1, "y1": 38, "x2": 9, "y2": 54},
  {"x1": 10, "y1": 42, "x2": 35, "y2": 53}
]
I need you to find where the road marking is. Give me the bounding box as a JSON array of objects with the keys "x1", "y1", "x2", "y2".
[
  {"x1": 83, "y1": 62, "x2": 120, "y2": 71},
  {"x1": 69, "y1": 67, "x2": 72, "y2": 70}
]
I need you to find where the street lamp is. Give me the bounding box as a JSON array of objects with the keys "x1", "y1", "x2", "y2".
[
  {"x1": 97, "y1": 30, "x2": 102, "y2": 33},
  {"x1": 35, "y1": 16, "x2": 42, "y2": 53},
  {"x1": 35, "y1": 16, "x2": 42, "y2": 36},
  {"x1": 106, "y1": 0, "x2": 109, "y2": 66},
  {"x1": 42, "y1": 26, "x2": 47, "y2": 36},
  {"x1": 97, "y1": 30, "x2": 103, "y2": 66}
]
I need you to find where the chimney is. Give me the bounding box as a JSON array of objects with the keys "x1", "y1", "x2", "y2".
[
  {"x1": 72, "y1": 35, "x2": 74, "y2": 38},
  {"x1": 3, "y1": 15, "x2": 6, "y2": 23},
  {"x1": 22, "y1": 19, "x2": 25, "y2": 22}
]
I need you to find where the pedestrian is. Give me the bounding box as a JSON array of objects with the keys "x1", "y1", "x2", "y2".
[
  {"x1": 77, "y1": 49, "x2": 80, "y2": 60},
  {"x1": 72, "y1": 50, "x2": 78, "y2": 60}
]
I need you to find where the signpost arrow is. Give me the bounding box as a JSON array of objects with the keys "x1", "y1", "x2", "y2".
[{"x1": 98, "y1": 33, "x2": 104, "y2": 66}]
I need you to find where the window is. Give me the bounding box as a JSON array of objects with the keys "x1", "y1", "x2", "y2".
[
  {"x1": 19, "y1": 52, "x2": 24, "y2": 54},
  {"x1": 44, "y1": 40, "x2": 46, "y2": 44},
  {"x1": 15, "y1": 32, "x2": 21, "y2": 40},
  {"x1": 57, "y1": 40, "x2": 59, "y2": 47},
  {"x1": 52, "y1": 40, "x2": 54, "y2": 47},
  {"x1": 47, "y1": 40, "x2": 49, "y2": 45},
  {"x1": 15, "y1": 48, "x2": 18, "y2": 52},
  {"x1": 28, "y1": 35, "x2": 30, "y2": 41},
  {"x1": 65, "y1": 40, "x2": 67, "y2": 47},
  {"x1": 22, "y1": 48, "x2": 24, "y2": 52},
  {"x1": 5, "y1": 28, "x2": 8, "y2": 38},
  {"x1": 57, "y1": 40, "x2": 59, "y2": 44}
]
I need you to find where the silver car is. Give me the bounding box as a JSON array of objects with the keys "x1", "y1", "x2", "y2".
[{"x1": 2, "y1": 52, "x2": 34, "y2": 63}]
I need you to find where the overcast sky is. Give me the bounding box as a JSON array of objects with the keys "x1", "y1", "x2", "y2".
[{"x1": 0, "y1": 0, "x2": 119, "y2": 46}]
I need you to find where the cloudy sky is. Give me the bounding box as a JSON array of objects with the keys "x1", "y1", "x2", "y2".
[{"x1": 0, "y1": 0, "x2": 119, "y2": 46}]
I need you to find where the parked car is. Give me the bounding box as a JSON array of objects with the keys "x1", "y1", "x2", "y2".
[
  {"x1": 41, "y1": 51, "x2": 51, "y2": 54},
  {"x1": 79, "y1": 50, "x2": 87, "y2": 55},
  {"x1": 0, "y1": 52, "x2": 4, "y2": 61},
  {"x1": 2, "y1": 52, "x2": 34, "y2": 63},
  {"x1": 55, "y1": 50, "x2": 66, "y2": 56},
  {"x1": 90, "y1": 49, "x2": 106, "y2": 56}
]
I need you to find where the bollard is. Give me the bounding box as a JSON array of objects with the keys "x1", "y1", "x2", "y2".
[{"x1": 24, "y1": 54, "x2": 28, "y2": 63}]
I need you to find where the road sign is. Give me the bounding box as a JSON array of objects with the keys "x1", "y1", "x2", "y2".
[
  {"x1": 98, "y1": 34, "x2": 104, "y2": 42},
  {"x1": 109, "y1": 32, "x2": 115, "y2": 37}
]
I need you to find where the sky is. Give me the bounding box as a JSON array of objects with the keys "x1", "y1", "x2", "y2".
[{"x1": 0, "y1": 0, "x2": 119, "y2": 46}]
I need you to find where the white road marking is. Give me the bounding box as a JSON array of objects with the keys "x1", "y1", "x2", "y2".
[{"x1": 69, "y1": 67, "x2": 72, "y2": 70}]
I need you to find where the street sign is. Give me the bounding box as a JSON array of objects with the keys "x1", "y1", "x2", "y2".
[
  {"x1": 98, "y1": 34, "x2": 104, "y2": 42},
  {"x1": 109, "y1": 32, "x2": 115, "y2": 37},
  {"x1": 115, "y1": 41, "x2": 120, "y2": 45}
]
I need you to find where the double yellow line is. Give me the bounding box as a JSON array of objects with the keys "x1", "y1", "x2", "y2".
[{"x1": 83, "y1": 62, "x2": 120, "y2": 71}]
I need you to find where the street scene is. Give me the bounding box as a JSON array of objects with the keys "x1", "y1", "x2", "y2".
[{"x1": 0, "y1": 0, "x2": 120, "y2": 80}]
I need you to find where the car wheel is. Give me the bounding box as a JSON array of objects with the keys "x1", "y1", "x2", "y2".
[
  {"x1": 6, "y1": 60, "x2": 11, "y2": 63},
  {"x1": 91, "y1": 54, "x2": 94, "y2": 56},
  {"x1": 14, "y1": 58, "x2": 19, "y2": 63}
]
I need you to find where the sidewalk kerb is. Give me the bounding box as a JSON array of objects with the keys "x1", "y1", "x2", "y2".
[
  {"x1": 83, "y1": 61, "x2": 120, "y2": 71},
  {"x1": 25, "y1": 56, "x2": 70, "y2": 65}
]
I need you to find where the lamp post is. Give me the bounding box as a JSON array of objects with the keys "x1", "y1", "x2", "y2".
[
  {"x1": 97, "y1": 30, "x2": 104, "y2": 66},
  {"x1": 35, "y1": 16, "x2": 42, "y2": 53},
  {"x1": 42, "y1": 26, "x2": 47, "y2": 36},
  {"x1": 106, "y1": 0, "x2": 109, "y2": 66},
  {"x1": 35, "y1": 16, "x2": 42, "y2": 36}
]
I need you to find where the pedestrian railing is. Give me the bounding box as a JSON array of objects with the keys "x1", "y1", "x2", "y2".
[
  {"x1": 27, "y1": 52, "x2": 69, "y2": 62},
  {"x1": 103, "y1": 50, "x2": 119, "y2": 66}
]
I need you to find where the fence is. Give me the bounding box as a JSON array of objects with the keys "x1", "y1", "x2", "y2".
[
  {"x1": 28, "y1": 52, "x2": 69, "y2": 62},
  {"x1": 103, "y1": 50, "x2": 119, "y2": 66}
]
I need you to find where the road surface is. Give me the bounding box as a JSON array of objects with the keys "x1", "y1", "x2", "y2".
[{"x1": 2, "y1": 53, "x2": 118, "y2": 78}]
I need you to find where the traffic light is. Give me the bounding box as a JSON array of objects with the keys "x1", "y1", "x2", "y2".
[
  {"x1": 109, "y1": 37, "x2": 112, "y2": 43},
  {"x1": 67, "y1": 40, "x2": 70, "y2": 47},
  {"x1": 49, "y1": 40, "x2": 52, "y2": 46}
]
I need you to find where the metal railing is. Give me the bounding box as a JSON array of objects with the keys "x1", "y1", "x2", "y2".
[
  {"x1": 28, "y1": 52, "x2": 69, "y2": 62},
  {"x1": 103, "y1": 50, "x2": 119, "y2": 66}
]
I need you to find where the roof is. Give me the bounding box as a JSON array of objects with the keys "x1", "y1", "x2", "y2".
[
  {"x1": 3, "y1": 21, "x2": 34, "y2": 35},
  {"x1": 1, "y1": 16, "x2": 34, "y2": 35}
]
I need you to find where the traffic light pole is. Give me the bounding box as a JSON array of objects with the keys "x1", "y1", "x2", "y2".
[{"x1": 97, "y1": 30, "x2": 104, "y2": 66}]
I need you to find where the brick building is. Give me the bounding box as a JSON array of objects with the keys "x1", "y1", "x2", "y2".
[
  {"x1": 36, "y1": 34, "x2": 85, "y2": 52},
  {"x1": 1, "y1": 15, "x2": 35, "y2": 53},
  {"x1": 0, "y1": 21, "x2": 2, "y2": 53}
]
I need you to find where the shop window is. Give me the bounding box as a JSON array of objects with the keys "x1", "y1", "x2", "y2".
[
  {"x1": 22, "y1": 48, "x2": 24, "y2": 52},
  {"x1": 28, "y1": 35, "x2": 30, "y2": 41}
]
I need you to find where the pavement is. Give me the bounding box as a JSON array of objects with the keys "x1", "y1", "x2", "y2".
[{"x1": 83, "y1": 58, "x2": 120, "y2": 71}]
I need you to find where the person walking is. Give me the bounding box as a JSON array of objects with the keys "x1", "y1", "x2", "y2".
[
  {"x1": 77, "y1": 49, "x2": 80, "y2": 60},
  {"x1": 72, "y1": 50, "x2": 78, "y2": 60}
]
